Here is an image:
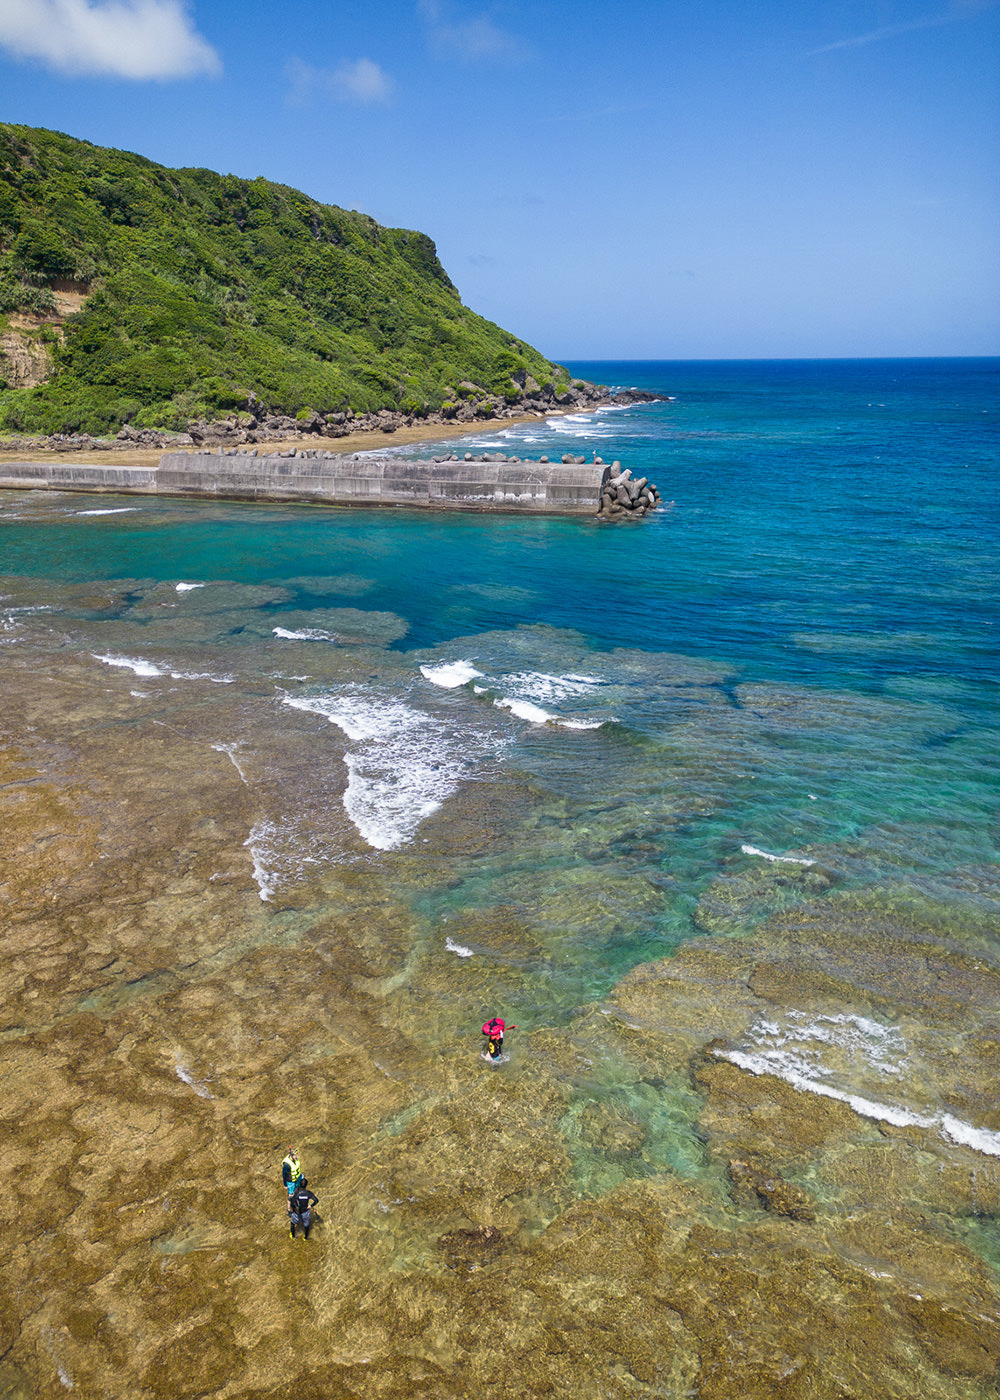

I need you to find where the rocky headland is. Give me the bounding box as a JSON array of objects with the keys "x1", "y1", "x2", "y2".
[{"x1": 0, "y1": 383, "x2": 667, "y2": 458}]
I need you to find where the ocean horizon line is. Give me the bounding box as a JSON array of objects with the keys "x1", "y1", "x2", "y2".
[{"x1": 563, "y1": 353, "x2": 1000, "y2": 365}]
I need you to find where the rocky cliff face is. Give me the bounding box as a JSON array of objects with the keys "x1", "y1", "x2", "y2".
[{"x1": 0, "y1": 326, "x2": 53, "y2": 389}]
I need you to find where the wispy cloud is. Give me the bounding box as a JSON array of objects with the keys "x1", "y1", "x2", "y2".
[
  {"x1": 807, "y1": 0, "x2": 997, "y2": 56},
  {"x1": 285, "y1": 56, "x2": 395, "y2": 105},
  {"x1": 417, "y1": 0, "x2": 526, "y2": 62},
  {"x1": 551, "y1": 99, "x2": 655, "y2": 124},
  {"x1": 0, "y1": 0, "x2": 220, "y2": 79}
]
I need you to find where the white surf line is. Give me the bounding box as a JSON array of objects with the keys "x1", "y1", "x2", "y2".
[
  {"x1": 715, "y1": 1047, "x2": 1000, "y2": 1159},
  {"x1": 495, "y1": 696, "x2": 554, "y2": 724},
  {"x1": 93, "y1": 653, "x2": 234, "y2": 684},
  {"x1": 491, "y1": 670, "x2": 610, "y2": 728},
  {"x1": 494, "y1": 697, "x2": 609, "y2": 729},
  {"x1": 93, "y1": 652, "x2": 164, "y2": 677},
  {"x1": 175, "y1": 582, "x2": 205, "y2": 592},
  {"x1": 76, "y1": 506, "x2": 138, "y2": 516},
  {"x1": 211, "y1": 742, "x2": 249, "y2": 784},
  {"x1": 169, "y1": 668, "x2": 235, "y2": 683},
  {"x1": 420, "y1": 660, "x2": 484, "y2": 688},
  {"x1": 244, "y1": 822, "x2": 278, "y2": 901},
  {"x1": 742, "y1": 843, "x2": 815, "y2": 866},
  {"x1": 273, "y1": 626, "x2": 338, "y2": 641},
  {"x1": 445, "y1": 936, "x2": 474, "y2": 958},
  {"x1": 283, "y1": 689, "x2": 475, "y2": 851}
]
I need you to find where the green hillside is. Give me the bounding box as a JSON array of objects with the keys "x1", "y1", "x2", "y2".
[{"x1": 0, "y1": 124, "x2": 567, "y2": 436}]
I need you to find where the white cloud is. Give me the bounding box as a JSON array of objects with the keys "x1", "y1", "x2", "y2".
[
  {"x1": 0, "y1": 0, "x2": 220, "y2": 79},
  {"x1": 285, "y1": 56, "x2": 395, "y2": 105},
  {"x1": 417, "y1": 0, "x2": 525, "y2": 61}
]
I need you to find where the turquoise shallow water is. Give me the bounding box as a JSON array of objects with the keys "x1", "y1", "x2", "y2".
[{"x1": 1, "y1": 356, "x2": 998, "y2": 1138}]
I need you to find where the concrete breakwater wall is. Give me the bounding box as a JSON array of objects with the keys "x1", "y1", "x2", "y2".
[
  {"x1": 156, "y1": 450, "x2": 608, "y2": 513},
  {"x1": 0, "y1": 450, "x2": 612, "y2": 515},
  {"x1": 0, "y1": 460, "x2": 159, "y2": 492}
]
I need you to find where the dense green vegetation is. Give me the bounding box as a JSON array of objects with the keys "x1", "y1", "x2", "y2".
[{"x1": 0, "y1": 124, "x2": 565, "y2": 435}]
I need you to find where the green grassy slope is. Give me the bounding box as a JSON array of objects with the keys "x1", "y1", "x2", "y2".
[{"x1": 0, "y1": 124, "x2": 568, "y2": 435}]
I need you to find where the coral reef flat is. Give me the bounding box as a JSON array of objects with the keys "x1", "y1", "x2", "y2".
[
  {"x1": 3, "y1": 667, "x2": 998, "y2": 1399},
  {"x1": 1, "y1": 580, "x2": 997, "y2": 1399}
]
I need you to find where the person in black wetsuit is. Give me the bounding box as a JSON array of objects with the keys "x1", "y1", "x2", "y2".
[{"x1": 288, "y1": 1178, "x2": 318, "y2": 1239}]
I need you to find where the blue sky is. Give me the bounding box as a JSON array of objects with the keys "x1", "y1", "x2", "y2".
[{"x1": 1, "y1": 0, "x2": 997, "y2": 359}]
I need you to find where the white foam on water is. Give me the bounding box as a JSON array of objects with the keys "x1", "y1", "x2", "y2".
[
  {"x1": 212, "y1": 742, "x2": 249, "y2": 784},
  {"x1": 493, "y1": 670, "x2": 609, "y2": 728},
  {"x1": 284, "y1": 689, "x2": 485, "y2": 850},
  {"x1": 742, "y1": 843, "x2": 815, "y2": 866},
  {"x1": 76, "y1": 506, "x2": 138, "y2": 516},
  {"x1": 341, "y1": 746, "x2": 453, "y2": 851},
  {"x1": 175, "y1": 581, "x2": 205, "y2": 592},
  {"x1": 93, "y1": 652, "x2": 165, "y2": 677},
  {"x1": 940, "y1": 1115, "x2": 1000, "y2": 1157},
  {"x1": 717, "y1": 1013, "x2": 1000, "y2": 1160},
  {"x1": 496, "y1": 696, "x2": 554, "y2": 724},
  {"x1": 171, "y1": 669, "x2": 235, "y2": 684},
  {"x1": 595, "y1": 403, "x2": 636, "y2": 413},
  {"x1": 740, "y1": 1012, "x2": 907, "y2": 1077},
  {"x1": 502, "y1": 670, "x2": 605, "y2": 704},
  {"x1": 284, "y1": 690, "x2": 393, "y2": 742},
  {"x1": 445, "y1": 936, "x2": 474, "y2": 958},
  {"x1": 174, "y1": 1058, "x2": 213, "y2": 1098},
  {"x1": 93, "y1": 653, "x2": 233, "y2": 683},
  {"x1": 420, "y1": 660, "x2": 484, "y2": 688},
  {"x1": 273, "y1": 626, "x2": 338, "y2": 642},
  {"x1": 546, "y1": 423, "x2": 597, "y2": 438},
  {"x1": 244, "y1": 821, "x2": 279, "y2": 900}
]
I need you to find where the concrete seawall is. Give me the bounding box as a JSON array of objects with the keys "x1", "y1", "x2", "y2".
[
  {"x1": 0, "y1": 461, "x2": 159, "y2": 492},
  {"x1": 0, "y1": 451, "x2": 608, "y2": 515}
]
